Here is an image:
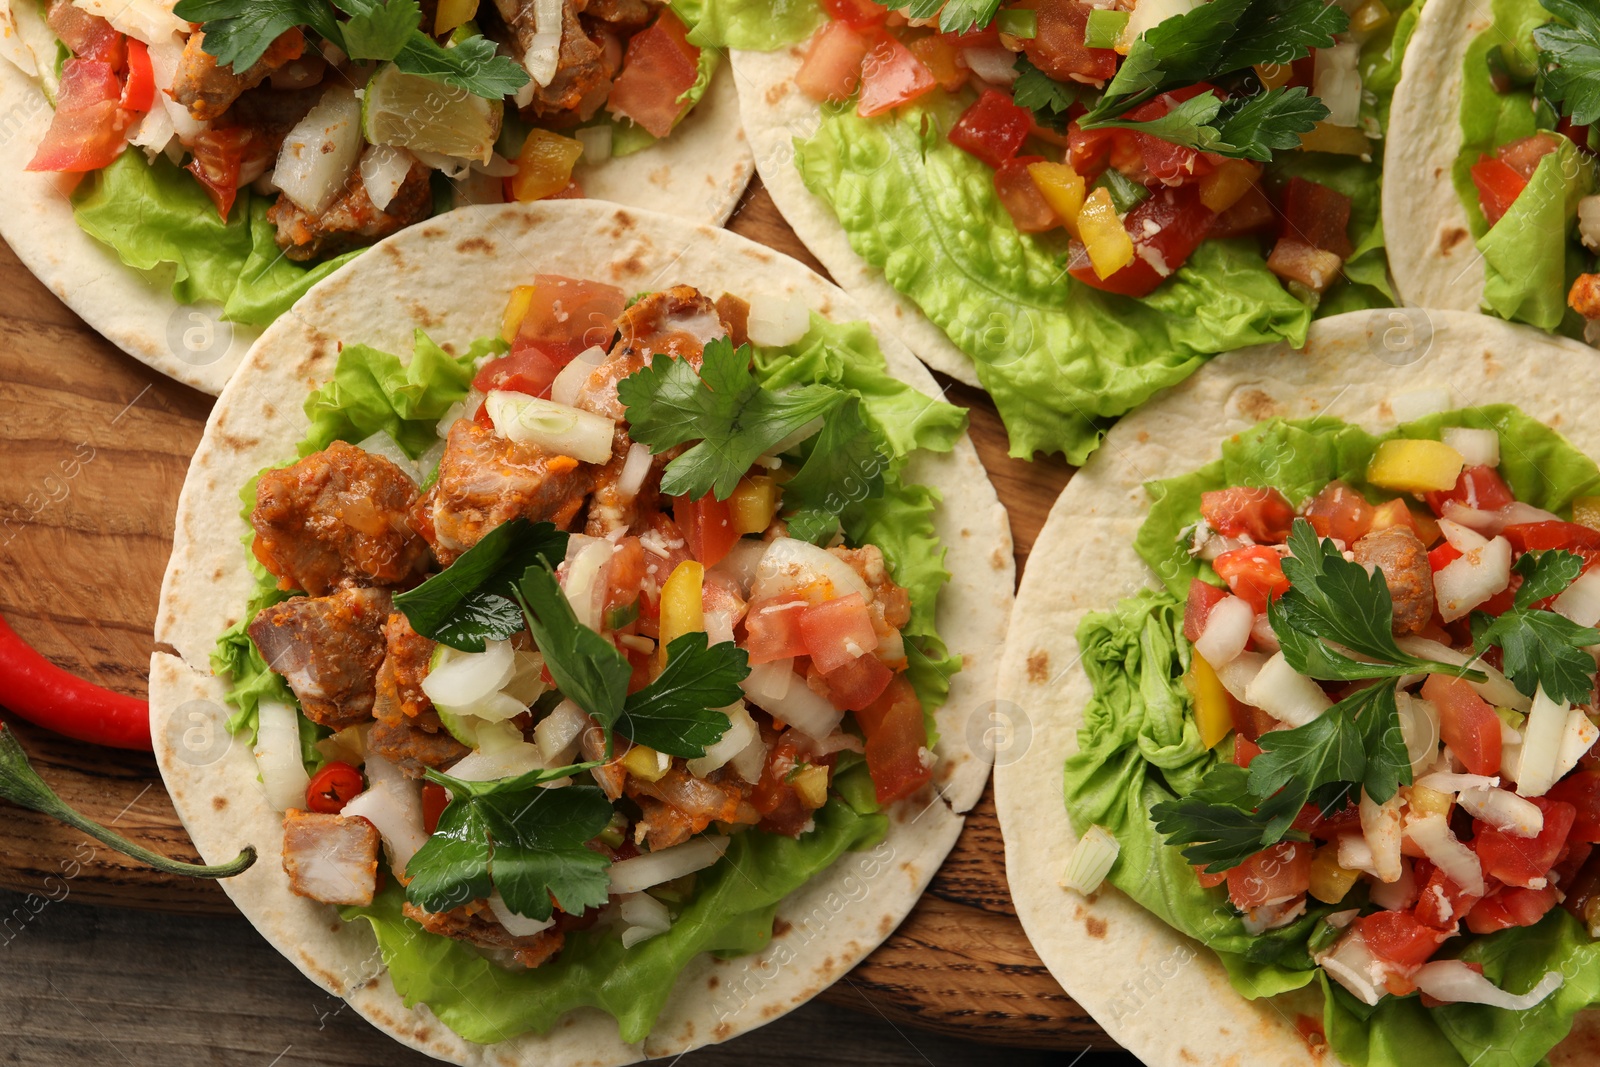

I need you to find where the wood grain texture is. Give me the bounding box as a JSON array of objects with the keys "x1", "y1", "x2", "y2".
[{"x1": 0, "y1": 180, "x2": 1095, "y2": 1051}]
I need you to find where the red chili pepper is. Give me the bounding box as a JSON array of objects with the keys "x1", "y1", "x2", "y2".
[
  {"x1": 0, "y1": 613, "x2": 150, "y2": 750},
  {"x1": 305, "y1": 761, "x2": 365, "y2": 813},
  {"x1": 422, "y1": 781, "x2": 449, "y2": 835}
]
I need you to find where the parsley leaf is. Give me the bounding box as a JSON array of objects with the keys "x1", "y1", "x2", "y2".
[
  {"x1": 516, "y1": 565, "x2": 631, "y2": 732},
  {"x1": 617, "y1": 338, "x2": 843, "y2": 501},
  {"x1": 1536, "y1": 0, "x2": 1600, "y2": 125},
  {"x1": 393, "y1": 518, "x2": 569, "y2": 652},
  {"x1": 1473, "y1": 553, "x2": 1600, "y2": 706},
  {"x1": 336, "y1": 0, "x2": 418, "y2": 60},
  {"x1": 778, "y1": 397, "x2": 888, "y2": 545},
  {"x1": 619, "y1": 633, "x2": 746, "y2": 757},
  {"x1": 172, "y1": 0, "x2": 341, "y2": 69},
  {"x1": 1150, "y1": 764, "x2": 1305, "y2": 871},
  {"x1": 875, "y1": 0, "x2": 1002, "y2": 34},
  {"x1": 1084, "y1": 86, "x2": 1328, "y2": 161},
  {"x1": 1011, "y1": 53, "x2": 1090, "y2": 127}
]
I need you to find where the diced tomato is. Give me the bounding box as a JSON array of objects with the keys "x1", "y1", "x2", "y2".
[
  {"x1": 950, "y1": 89, "x2": 1034, "y2": 169},
  {"x1": 1428, "y1": 542, "x2": 1462, "y2": 572},
  {"x1": 1497, "y1": 132, "x2": 1562, "y2": 180},
  {"x1": 474, "y1": 345, "x2": 566, "y2": 400},
  {"x1": 1182, "y1": 578, "x2": 1228, "y2": 643},
  {"x1": 186, "y1": 126, "x2": 253, "y2": 220},
  {"x1": 821, "y1": 653, "x2": 894, "y2": 710},
  {"x1": 1067, "y1": 184, "x2": 1216, "y2": 298},
  {"x1": 1357, "y1": 909, "x2": 1451, "y2": 970},
  {"x1": 1200, "y1": 486, "x2": 1296, "y2": 544},
  {"x1": 799, "y1": 593, "x2": 879, "y2": 673},
  {"x1": 1474, "y1": 796, "x2": 1576, "y2": 889},
  {"x1": 744, "y1": 594, "x2": 810, "y2": 664},
  {"x1": 46, "y1": 0, "x2": 124, "y2": 68},
  {"x1": 1066, "y1": 120, "x2": 1120, "y2": 181},
  {"x1": 1210, "y1": 180, "x2": 1277, "y2": 238},
  {"x1": 507, "y1": 274, "x2": 626, "y2": 369},
  {"x1": 908, "y1": 34, "x2": 965, "y2": 92},
  {"x1": 1301, "y1": 480, "x2": 1372, "y2": 543},
  {"x1": 822, "y1": 0, "x2": 887, "y2": 27},
  {"x1": 797, "y1": 20, "x2": 869, "y2": 102},
  {"x1": 305, "y1": 761, "x2": 365, "y2": 814},
  {"x1": 120, "y1": 39, "x2": 154, "y2": 113},
  {"x1": 1420, "y1": 674, "x2": 1502, "y2": 777},
  {"x1": 421, "y1": 781, "x2": 449, "y2": 835},
  {"x1": 1279, "y1": 177, "x2": 1353, "y2": 259},
  {"x1": 1465, "y1": 884, "x2": 1559, "y2": 934},
  {"x1": 857, "y1": 32, "x2": 935, "y2": 117},
  {"x1": 750, "y1": 730, "x2": 816, "y2": 834},
  {"x1": 1120, "y1": 86, "x2": 1224, "y2": 186},
  {"x1": 1210, "y1": 546, "x2": 1289, "y2": 613},
  {"x1": 855, "y1": 675, "x2": 932, "y2": 806},
  {"x1": 994, "y1": 155, "x2": 1061, "y2": 233},
  {"x1": 1549, "y1": 770, "x2": 1600, "y2": 844},
  {"x1": 603, "y1": 537, "x2": 647, "y2": 614},
  {"x1": 606, "y1": 9, "x2": 699, "y2": 139},
  {"x1": 1471, "y1": 156, "x2": 1527, "y2": 227},
  {"x1": 1225, "y1": 841, "x2": 1311, "y2": 910},
  {"x1": 1413, "y1": 862, "x2": 1482, "y2": 928},
  {"x1": 672, "y1": 494, "x2": 737, "y2": 569},
  {"x1": 1195, "y1": 864, "x2": 1228, "y2": 888},
  {"x1": 1502, "y1": 521, "x2": 1600, "y2": 554},
  {"x1": 1232, "y1": 733, "x2": 1263, "y2": 766},
  {"x1": 1018, "y1": 0, "x2": 1118, "y2": 82},
  {"x1": 1305, "y1": 802, "x2": 1362, "y2": 842},
  {"x1": 1423, "y1": 465, "x2": 1515, "y2": 516},
  {"x1": 25, "y1": 59, "x2": 128, "y2": 173}
]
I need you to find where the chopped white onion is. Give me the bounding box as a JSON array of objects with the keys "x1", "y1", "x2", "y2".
[
  {"x1": 487, "y1": 891, "x2": 556, "y2": 937},
  {"x1": 1413, "y1": 961, "x2": 1562, "y2": 1010},
  {"x1": 355, "y1": 430, "x2": 419, "y2": 482},
  {"x1": 560, "y1": 538, "x2": 613, "y2": 631},
  {"x1": 1405, "y1": 812, "x2": 1485, "y2": 896},
  {"x1": 1439, "y1": 518, "x2": 1488, "y2": 553},
  {"x1": 1060, "y1": 825, "x2": 1120, "y2": 895},
  {"x1": 575, "y1": 124, "x2": 613, "y2": 165},
  {"x1": 1555, "y1": 568, "x2": 1600, "y2": 627},
  {"x1": 129, "y1": 99, "x2": 175, "y2": 155},
  {"x1": 1433, "y1": 535, "x2": 1512, "y2": 623},
  {"x1": 1440, "y1": 428, "x2": 1501, "y2": 469},
  {"x1": 359, "y1": 143, "x2": 415, "y2": 212},
  {"x1": 740, "y1": 657, "x2": 795, "y2": 703},
  {"x1": 1313, "y1": 42, "x2": 1362, "y2": 126},
  {"x1": 253, "y1": 701, "x2": 311, "y2": 813},
  {"x1": 446, "y1": 741, "x2": 547, "y2": 782},
  {"x1": 1415, "y1": 771, "x2": 1501, "y2": 795},
  {"x1": 750, "y1": 538, "x2": 871, "y2": 604},
  {"x1": 72, "y1": 0, "x2": 187, "y2": 42},
  {"x1": 147, "y1": 39, "x2": 205, "y2": 142},
  {"x1": 343, "y1": 757, "x2": 427, "y2": 877},
  {"x1": 609, "y1": 836, "x2": 729, "y2": 894},
  {"x1": 1215, "y1": 650, "x2": 1267, "y2": 703},
  {"x1": 275, "y1": 85, "x2": 363, "y2": 215},
  {"x1": 521, "y1": 0, "x2": 564, "y2": 86},
  {"x1": 687, "y1": 703, "x2": 758, "y2": 778},
  {"x1": 743, "y1": 672, "x2": 843, "y2": 742},
  {"x1": 1361, "y1": 790, "x2": 1404, "y2": 884},
  {"x1": 745, "y1": 292, "x2": 811, "y2": 347},
  {"x1": 535, "y1": 700, "x2": 590, "y2": 765},
  {"x1": 1515, "y1": 687, "x2": 1571, "y2": 798},
  {"x1": 1396, "y1": 692, "x2": 1441, "y2": 776},
  {"x1": 1369, "y1": 859, "x2": 1418, "y2": 911},
  {"x1": 616, "y1": 442, "x2": 653, "y2": 501},
  {"x1": 422, "y1": 641, "x2": 517, "y2": 714},
  {"x1": 550, "y1": 345, "x2": 606, "y2": 407},
  {"x1": 711, "y1": 539, "x2": 769, "y2": 596},
  {"x1": 485, "y1": 390, "x2": 615, "y2": 465},
  {"x1": 1458, "y1": 787, "x2": 1544, "y2": 838},
  {"x1": 1194, "y1": 595, "x2": 1254, "y2": 667},
  {"x1": 1554, "y1": 707, "x2": 1600, "y2": 786},
  {"x1": 729, "y1": 731, "x2": 770, "y2": 784},
  {"x1": 1318, "y1": 930, "x2": 1385, "y2": 1006},
  {"x1": 1245, "y1": 652, "x2": 1333, "y2": 727},
  {"x1": 1394, "y1": 636, "x2": 1528, "y2": 711},
  {"x1": 961, "y1": 45, "x2": 1020, "y2": 85},
  {"x1": 1240, "y1": 896, "x2": 1306, "y2": 935},
  {"x1": 618, "y1": 891, "x2": 672, "y2": 948}
]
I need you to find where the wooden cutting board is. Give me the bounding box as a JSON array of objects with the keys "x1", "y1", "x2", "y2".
[{"x1": 0, "y1": 181, "x2": 1105, "y2": 1050}]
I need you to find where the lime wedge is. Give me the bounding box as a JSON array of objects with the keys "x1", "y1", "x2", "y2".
[{"x1": 362, "y1": 61, "x2": 503, "y2": 164}]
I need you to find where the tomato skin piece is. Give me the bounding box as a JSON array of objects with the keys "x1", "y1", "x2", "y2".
[
  {"x1": 26, "y1": 59, "x2": 128, "y2": 173},
  {"x1": 1225, "y1": 841, "x2": 1311, "y2": 910},
  {"x1": 1549, "y1": 770, "x2": 1600, "y2": 844},
  {"x1": 1497, "y1": 132, "x2": 1562, "y2": 179},
  {"x1": 1067, "y1": 185, "x2": 1215, "y2": 298},
  {"x1": 1200, "y1": 486, "x2": 1296, "y2": 543},
  {"x1": 744, "y1": 594, "x2": 810, "y2": 664},
  {"x1": 797, "y1": 19, "x2": 869, "y2": 103},
  {"x1": 1210, "y1": 546, "x2": 1289, "y2": 613},
  {"x1": 949, "y1": 88, "x2": 1034, "y2": 169},
  {"x1": 1120, "y1": 85, "x2": 1220, "y2": 185},
  {"x1": 1503, "y1": 521, "x2": 1600, "y2": 554},
  {"x1": 1304, "y1": 480, "x2": 1373, "y2": 543},
  {"x1": 1474, "y1": 796, "x2": 1576, "y2": 889},
  {"x1": 822, "y1": 0, "x2": 887, "y2": 27},
  {"x1": 1423, "y1": 464, "x2": 1516, "y2": 516},
  {"x1": 421, "y1": 781, "x2": 449, "y2": 835},
  {"x1": 306, "y1": 761, "x2": 365, "y2": 814},
  {"x1": 185, "y1": 126, "x2": 254, "y2": 220},
  {"x1": 1182, "y1": 578, "x2": 1228, "y2": 644},
  {"x1": 120, "y1": 39, "x2": 154, "y2": 112},
  {"x1": 606, "y1": 9, "x2": 699, "y2": 139},
  {"x1": 1465, "y1": 884, "x2": 1559, "y2": 934},
  {"x1": 799, "y1": 593, "x2": 879, "y2": 673},
  {"x1": 856, "y1": 675, "x2": 932, "y2": 806},
  {"x1": 994, "y1": 154, "x2": 1061, "y2": 233},
  {"x1": 1413, "y1": 861, "x2": 1482, "y2": 929},
  {"x1": 1471, "y1": 156, "x2": 1527, "y2": 226},
  {"x1": 821, "y1": 652, "x2": 894, "y2": 710},
  {"x1": 1018, "y1": 0, "x2": 1118, "y2": 82},
  {"x1": 1356, "y1": 909, "x2": 1451, "y2": 970},
  {"x1": 1195, "y1": 864, "x2": 1229, "y2": 888},
  {"x1": 473, "y1": 345, "x2": 567, "y2": 400},
  {"x1": 672, "y1": 494, "x2": 738, "y2": 569},
  {"x1": 506, "y1": 274, "x2": 627, "y2": 370},
  {"x1": 857, "y1": 32, "x2": 935, "y2": 117},
  {"x1": 1420, "y1": 673, "x2": 1502, "y2": 777},
  {"x1": 46, "y1": 1, "x2": 124, "y2": 68},
  {"x1": 1232, "y1": 733, "x2": 1262, "y2": 766},
  {"x1": 1280, "y1": 177, "x2": 1354, "y2": 259}
]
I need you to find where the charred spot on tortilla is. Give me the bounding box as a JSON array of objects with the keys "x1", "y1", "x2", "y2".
[
  {"x1": 1440, "y1": 227, "x2": 1470, "y2": 254},
  {"x1": 1083, "y1": 916, "x2": 1107, "y2": 940},
  {"x1": 456, "y1": 237, "x2": 494, "y2": 256},
  {"x1": 1232, "y1": 388, "x2": 1280, "y2": 423},
  {"x1": 407, "y1": 302, "x2": 442, "y2": 330},
  {"x1": 765, "y1": 83, "x2": 790, "y2": 107},
  {"x1": 1026, "y1": 650, "x2": 1049, "y2": 685},
  {"x1": 212, "y1": 795, "x2": 226, "y2": 811}
]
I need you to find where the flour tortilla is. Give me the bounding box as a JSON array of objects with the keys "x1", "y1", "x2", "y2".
[
  {"x1": 994, "y1": 309, "x2": 1600, "y2": 1066},
  {"x1": 150, "y1": 199, "x2": 1012, "y2": 1065},
  {"x1": 1383, "y1": 0, "x2": 1494, "y2": 314},
  {"x1": 0, "y1": 1, "x2": 754, "y2": 397},
  {"x1": 729, "y1": 45, "x2": 982, "y2": 389}
]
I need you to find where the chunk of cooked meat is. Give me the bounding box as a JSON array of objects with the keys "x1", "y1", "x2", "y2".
[
  {"x1": 415, "y1": 418, "x2": 594, "y2": 565},
  {"x1": 714, "y1": 293, "x2": 751, "y2": 350},
  {"x1": 1352, "y1": 527, "x2": 1434, "y2": 635},
  {"x1": 401, "y1": 900, "x2": 566, "y2": 968},
  {"x1": 251, "y1": 440, "x2": 431, "y2": 596},
  {"x1": 368, "y1": 713, "x2": 469, "y2": 777},
  {"x1": 583, "y1": 430, "x2": 667, "y2": 537},
  {"x1": 172, "y1": 28, "x2": 306, "y2": 121},
  {"x1": 585, "y1": 0, "x2": 658, "y2": 31},
  {"x1": 570, "y1": 285, "x2": 728, "y2": 420},
  {"x1": 1571, "y1": 273, "x2": 1600, "y2": 320},
  {"x1": 581, "y1": 718, "x2": 626, "y2": 800},
  {"x1": 282, "y1": 809, "x2": 380, "y2": 906},
  {"x1": 248, "y1": 588, "x2": 391, "y2": 730},
  {"x1": 268, "y1": 161, "x2": 434, "y2": 263},
  {"x1": 492, "y1": 0, "x2": 618, "y2": 120},
  {"x1": 627, "y1": 767, "x2": 743, "y2": 851},
  {"x1": 374, "y1": 612, "x2": 436, "y2": 722}
]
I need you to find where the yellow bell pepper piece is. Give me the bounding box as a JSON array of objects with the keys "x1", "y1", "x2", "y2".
[
  {"x1": 434, "y1": 0, "x2": 479, "y2": 34},
  {"x1": 729, "y1": 476, "x2": 781, "y2": 535},
  {"x1": 790, "y1": 764, "x2": 830, "y2": 808},
  {"x1": 1367, "y1": 439, "x2": 1466, "y2": 494},
  {"x1": 1408, "y1": 784, "x2": 1453, "y2": 818},
  {"x1": 501, "y1": 284, "x2": 534, "y2": 344},
  {"x1": 1078, "y1": 187, "x2": 1134, "y2": 280},
  {"x1": 1574, "y1": 496, "x2": 1600, "y2": 532},
  {"x1": 1185, "y1": 652, "x2": 1233, "y2": 750},
  {"x1": 621, "y1": 744, "x2": 671, "y2": 783},
  {"x1": 1253, "y1": 62, "x2": 1294, "y2": 90},
  {"x1": 1297, "y1": 122, "x2": 1371, "y2": 157},
  {"x1": 1308, "y1": 845, "x2": 1360, "y2": 904},
  {"x1": 511, "y1": 129, "x2": 585, "y2": 202},
  {"x1": 658, "y1": 560, "x2": 704, "y2": 666},
  {"x1": 1351, "y1": 0, "x2": 1390, "y2": 32},
  {"x1": 1199, "y1": 158, "x2": 1259, "y2": 214},
  {"x1": 1027, "y1": 162, "x2": 1086, "y2": 238}
]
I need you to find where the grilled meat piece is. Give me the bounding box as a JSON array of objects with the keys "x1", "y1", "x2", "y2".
[
  {"x1": 268, "y1": 161, "x2": 434, "y2": 263},
  {"x1": 251, "y1": 440, "x2": 430, "y2": 596},
  {"x1": 1352, "y1": 527, "x2": 1435, "y2": 635},
  {"x1": 172, "y1": 28, "x2": 306, "y2": 122},
  {"x1": 491, "y1": 0, "x2": 618, "y2": 120},
  {"x1": 415, "y1": 418, "x2": 594, "y2": 565},
  {"x1": 627, "y1": 767, "x2": 743, "y2": 851},
  {"x1": 249, "y1": 588, "x2": 391, "y2": 730},
  {"x1": 570, "y1": 285, "x2": 728, "y2": 420},
  {"x1": 368, "y1": 712, "x2": 469, "y2": 777},
  {"x1": 282, "y1": 809, "x2": 380, "y2": 906},
  {"x1": 401, "y1": 900, "x2": 566, "y2": 968},
  {"x1": 369, "y1": 612, "x2": 468, "y2": 775}
]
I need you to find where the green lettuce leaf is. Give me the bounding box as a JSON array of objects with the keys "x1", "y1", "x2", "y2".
[
  {"x1": 1478, "y1": 137, "x2": 1595, "y2": 333},
  {"x1": 794, "y1": 95, "x2": 1313, "y2": 463},
  {"x1": 668, "y1": 0, "x2": 823, "y2": 48},
  {"x1": 344, "y1": 782, "x2": 886, "y2": 1044},
  {"x1": 71, "y1": 150, "x2": 359, "y2": 328}
]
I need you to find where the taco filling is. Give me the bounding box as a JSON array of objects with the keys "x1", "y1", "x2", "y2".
[
  {"x1": 2, "y1": 0, "x2": 716, "y2": 325},
  {"x1": 1065, "y1": 408, "x2": 1600, "y2": 1064},
  {"x1": 211, "y1": 275, "x2": 967, "y2": 1043}
]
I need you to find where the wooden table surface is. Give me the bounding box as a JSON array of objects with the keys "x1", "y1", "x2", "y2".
[{"x1": 0, "y1": 179, "x2": 1127, "y2": 1064}]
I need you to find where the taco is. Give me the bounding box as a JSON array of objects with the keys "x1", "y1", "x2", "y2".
[
  {"x1": 712, "y1": 0, "x2": 1418, "y2": 464},
  {"x1": 149, "y1": 199, "x2": 1012, "y2": 1063},
  {"x1": 0, "y1": 0, "x2": 752, "y2": 395},
  {"x1": 1385, "y1": 0, "x2": 1599, "y2": 343},
  {"x1": 996, "y1": 308, "x2": 1600, "y2": 1066}
]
